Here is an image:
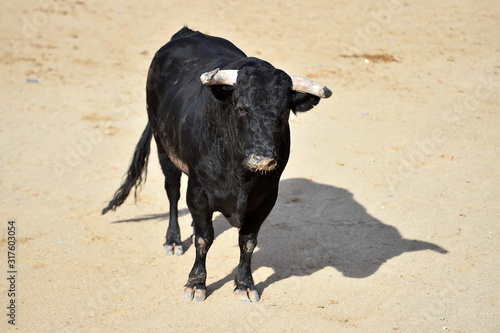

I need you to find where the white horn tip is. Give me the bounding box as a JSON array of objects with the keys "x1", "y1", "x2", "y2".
[
  {"x1": 200, "y1": 68, "x2": 220, "y2": 85},
  {"x1": 200, "y1": 69, "x2": 238, "y2": 86},
  {"x1": 290, "y1": 74, "x2": 332, "y2": 98}
]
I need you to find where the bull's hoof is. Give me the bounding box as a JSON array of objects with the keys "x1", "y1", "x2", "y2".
[
  {"x1": 182, "y1": 286, "x2": 206, "y2": 302},
  {"x1": 234, "y1": 288, "x2": 260, "y2": 303},
  {"x1": 164, "y1": 244, "x2": 184, "y2": 256}
]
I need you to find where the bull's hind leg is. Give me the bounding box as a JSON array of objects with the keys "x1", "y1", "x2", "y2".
[
  {"x1": 234, "y1": 188, "x2": 279, "y2": 303},
  {"x1": 158, "y1": 152, "x2": 183, "y2": 256}
]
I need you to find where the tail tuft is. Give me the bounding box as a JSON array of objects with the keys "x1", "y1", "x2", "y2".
[{"x1": 102, "y1": 124, "x2": 153, "y2": 214}]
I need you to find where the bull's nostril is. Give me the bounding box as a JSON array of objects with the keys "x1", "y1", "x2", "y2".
[{"x1": 266, "y1": 158, "x2": 277, "y2": 168}]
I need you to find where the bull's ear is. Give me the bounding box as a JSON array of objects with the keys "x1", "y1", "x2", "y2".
[
  {"x1": 290, "y1": 92, "x2": 320, "y2": 113},
  {"x1": 209, "y1": 85, "x2": 235, "y2": 101}
]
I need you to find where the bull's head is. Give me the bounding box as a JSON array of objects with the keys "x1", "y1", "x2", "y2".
[{"x1": 201, "y1": 66, "x2": 331, "y2": 173}]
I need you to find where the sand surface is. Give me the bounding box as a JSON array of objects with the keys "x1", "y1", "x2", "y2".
[{"x1": 1, "y1": 0, "x2": 499, "y2": 332}]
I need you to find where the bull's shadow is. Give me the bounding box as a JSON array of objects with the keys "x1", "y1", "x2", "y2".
[
  {"x1": 207, "y1": 178, "x2": 447, "y2": 295},
  {"x1": 110, "y1": 178, "x2": 447, "y2": 297}
]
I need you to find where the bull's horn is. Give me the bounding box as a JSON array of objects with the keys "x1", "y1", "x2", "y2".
[
  {"x1": 200, "y1": 68, "x2": 238, "y2": 85},
  {"x1": 289, "y1": 75, "x2": 332, "y2": 98}
]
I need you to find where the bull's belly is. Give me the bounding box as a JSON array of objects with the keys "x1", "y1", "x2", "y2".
[
  {"x1": 223, "y1": 212, "x2": 243, "y2": 228},
  {"x1": 211, "y1": 184, "x2": 275, "y2": 229},
  {"x1": 212, "y1": 195, "x2": 243, "y2": 228}
]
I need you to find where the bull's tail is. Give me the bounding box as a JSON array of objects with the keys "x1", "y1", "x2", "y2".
[{"x1": 102, "y1": 123, "x2": 153, "y2": 215}]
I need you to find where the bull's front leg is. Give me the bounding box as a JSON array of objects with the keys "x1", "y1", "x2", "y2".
[
  {"x1": 234, "y1": 231, "x2": 260, "y2": 302},
  {"x1": 234, "y1": 188, "x2": 278, "y2": 303},
  {"x1": 182, "y1": 179, "x2": 214, "y2": 302}
]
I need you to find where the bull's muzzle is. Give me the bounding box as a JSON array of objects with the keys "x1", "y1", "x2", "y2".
[{"x1": 246, "y1": 154, "x2": 278, "y2": 173}]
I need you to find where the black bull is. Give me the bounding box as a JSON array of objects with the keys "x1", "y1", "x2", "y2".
[{"x1": 102, "y1": 27, "x2": 331, "y2": 302}]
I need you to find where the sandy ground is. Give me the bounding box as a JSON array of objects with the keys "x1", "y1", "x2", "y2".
[{"x1": 1, "y1": 0, "x2": 499, "y2": 332}]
